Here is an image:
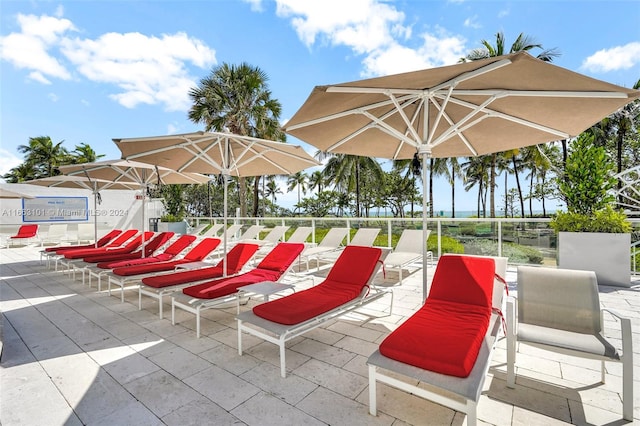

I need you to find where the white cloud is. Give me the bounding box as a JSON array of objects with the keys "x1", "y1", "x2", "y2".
[
  {"x1": 47, "y1": 93, "x2": 59, "y2": 102},
  {"x1": 275, "y1": 0, "x2": 408, "y2": 54},
  {"x1": 0, "y1": 12, "x2": 217, "y2": 112},
  {"x1": 463, "y1": 15, "x2": 481, "y2": 29},
  {"x1": 0, "y1": 149, "x2": 24, "y2": 180},
  {"x1": 60, "y1": 31, "x2": 216, "y2": 111},
  {"x1": 581, "y1": 42, "x2": 640, "y2": 72},
  {"x1": 0, "y1": 14, "x2": 75, "y2": 81},
  {"x1": 242, "y1": 0, "x2": 264, "y2": 12},
  {"x1": 274, "y1": 0, "x2": 466, "y2": 77}
]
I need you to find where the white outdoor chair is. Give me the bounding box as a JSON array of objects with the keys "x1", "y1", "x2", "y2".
[
  {"x1": 507, "y1": 266, "x2": 633, "y2": 421},
  {"x1": 383, "y1": 229, "x2": 431, "y2": 283},
  {"x1": 201, "y1": 223, "x2": 224, "y2": 237},
  {"x1": 298, "y1": 227, "x2": 349, "y2": 270},
  {"x1": 285, "y1": 226, "x2": 313, "y2": 243},
  {"x1": 314, "y1": 227, "x2": 381, "y2": 269},
  {"x1": 76, "y1": 223, "x2": 95, "y2": 244},
  {"x1": 40, "y1": 224, "x2": 70, "y2": 247}
]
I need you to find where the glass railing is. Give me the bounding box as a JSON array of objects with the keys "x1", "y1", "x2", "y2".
[{"x1": 187, "y1": 216, "x2": 640, "y2": 273}]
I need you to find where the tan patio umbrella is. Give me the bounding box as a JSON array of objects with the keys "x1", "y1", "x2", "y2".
[
  {"x1": 0, "y1": 187, "x2": 35, "y2": 199},
  {"x1": 114, "y1": 131, "x2": 320, "y2": 272},
  {"x1": 59, "y1": 159, "x2": 211, "y2": 244},
  {"x1": 284, "y1": 51, "x2": 640, "y2": 299},
  {"x1": 26, "y1": 175, "x2": 141, "y2": 246}
]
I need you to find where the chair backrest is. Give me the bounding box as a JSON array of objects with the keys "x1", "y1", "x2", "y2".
[
  {"x1": 444, "y1": 253, "x2": 508, "y2": 310},
  {"x1": 260, "y1": 226, "x2": 290, "y2": 244},
  {"x1": 286, "y1": 226, "x2": 313, "y2": 243},
  {"x1": 214, "y1": 243, "x2": 260, "y2": 274},
  {"x1": 183, "y1": 238, "x2": 221, "y2": 261},
  {"x1": 106, "y1": 229, "x2": 139, "y2": 247},
  {"x1": 517, "y1": 266, "x2": 602, "y2": 334},
  {"x1": 318, "y1": 227, "x2": 349, "y2": 248},
  {"x1": 78, "y1": 223, "x2": 97, "y2": 241},
  {"x1": 349, "y1": 228, "x2": 380, "y2": 246},
  {"x1": 46, "y1": 224, "x2": 68, "y2": 237},
  {"x1": 222, "y1": 224, "x2": 243, "y2": 239},
  {"x1": 202, "y1": 223, "x2": 224, "y2": 237},
  {"x1": 395, "y1": 229, "x2": 428, "y2": 254},
  {"x1": 95, "y1": 229, "x2": 122, "y2": 246},
  {"x1": 257, "y1": 242, "x2": 305, "y2": 273},
  {"x1": 163, "y1": 234, "x2": 197, "y2": 256},
  {"x1": 238, "y1": 225, "x2": 265, "y2": 241},
  {"x1": 15, "y1": 224, "x2": 38, "y2": 237},
  {"x1": 325, "y1": 245, "x2": 383, "y2": 287},
  {"x1": 143, "y1": 232, "x2": 175, "y2": 256},
  {"x1": 429, "y1": 255, "x2": 495, "y2": 309}
]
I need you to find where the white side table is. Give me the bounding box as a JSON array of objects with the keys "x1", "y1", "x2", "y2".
[{"x1": 236, "y1": 281, "x2": 295, "y2": 313}]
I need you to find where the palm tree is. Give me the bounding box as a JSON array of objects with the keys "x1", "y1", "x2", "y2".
[
  {"x1": 287, "y1": 171, "x2": 308, "y2": 213},
  {"x1": 393, "y1": 154, "x2": 421, "y2": 217},
  {"x1": 70, "y1": 143, "x2": 104, "y2": 164},
  {"x1": 308, "y1": 170, "x2": 325, "y2": 194},
  {"x1": 17, "y1": 136, "x2": 69, "y2": 178},
  {"x1": 462, "y1": 156, "x2": 491, "y2": 217},
  {"x1": 321, "y1": 154, "x2": 383, "y2": 217},
  {"x1": 2, "y1": 163, "x2": 35, "y2": 183},
  {"x1": 188, "y1": 62, "x2": 284, "y2": 217},
  {"x1": 264, "y1": 177, "x2": 282, "y2": 204},
  {"x1": 463, "y1": 32, "x2": 560, "y2": 217},
  {"x1": 445, "y1": 158, "x2": 464, "y2": 218}
]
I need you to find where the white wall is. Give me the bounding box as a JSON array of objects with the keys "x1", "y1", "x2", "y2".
[{"x1": 0, "y1": 183, "x2": 164, "y2": 236}]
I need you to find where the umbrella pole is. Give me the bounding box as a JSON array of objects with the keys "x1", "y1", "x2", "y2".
[
  {"x1": 93, "y1": 189, "x2": 98, "y2": 248},
  {"x1": 223, "y1": 174, "x2": 228, "y2": 277},
  {"x1": 421, "y1": 150, "x2": 431, "y2": 302}
]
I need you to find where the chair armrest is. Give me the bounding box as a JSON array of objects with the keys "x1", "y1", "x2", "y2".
[
  {"x1": 506, "y1": 296, "x2": 517, "y2": 337},
  {"x1": 602, "y1": 308, "x2": 633, "y2": 356}
]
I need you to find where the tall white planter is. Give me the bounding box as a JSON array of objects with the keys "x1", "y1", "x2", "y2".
[{"x1": 558, "y1": 232, "x2": 631, "y2": 287}]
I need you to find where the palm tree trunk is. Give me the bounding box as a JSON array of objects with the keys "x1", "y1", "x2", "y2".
[
  {"x1": 529, "y1": 173, "x2": 534, "y2": 217},
  {"x1": 239, "y1": 177, "x2": 247, "y2": 217},
  {"x1": 489, "y1": 153, "x2": 496, "y2": 218},
  {"x1": 429, "y1": 158, "x2": 434, "y2": 218},
  {"x1": 355, "y1": 163, "x2": 360, "y2": 217},
  {"x1": 252, "y1": 176, "x2": 261, "y2": 217},
  {"x1": 512, "y1": 156, "x2": 525, "y2": 218},
  {"x1": 451, "y1": 166, "x2": 456, "y2": 218}
]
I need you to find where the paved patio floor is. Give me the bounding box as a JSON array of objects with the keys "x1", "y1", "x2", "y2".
[{"x1": 1, "y1": 244, "x2": 639, "y2": 425}]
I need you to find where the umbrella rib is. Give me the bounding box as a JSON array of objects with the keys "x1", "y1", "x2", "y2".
[
  {"x1": 436, "y1": 94, "x2": 572, "y2": 140},
  {"x1": 448, "y1": 89, "x2": 630, "y2": 99}
]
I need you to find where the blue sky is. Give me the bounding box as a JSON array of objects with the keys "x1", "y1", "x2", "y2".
[{"x1": 1, "y1": 0, "x2": 639, "y2": 212}]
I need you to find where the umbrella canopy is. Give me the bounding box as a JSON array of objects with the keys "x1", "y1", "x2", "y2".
[
  {"x1": 0, "y1": 187, "x2": 35, "y2": 199},
  {"x1": 284, "y1": 51, "x2": 640, "y2": 299},
  {"x1": 26, "y1": 175, "x2": 141, "y2": 245},
  {"x1": 59, "y1": 159, "x2": 211, "y2": 241},
  {"x1": 285, "y1": 51, "x2": 639, "y2": 159},
  {"x1": 114, "y1": 131, "x2": 321, "y2": 176},
  {"x1": 114, "y1": 131, "x2": 320, "y2": 272}
]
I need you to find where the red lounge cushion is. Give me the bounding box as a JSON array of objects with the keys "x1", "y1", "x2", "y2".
[
  {"x1": 12, "y1": 224, "x2": 38, "y2": 238},
  {"x1": 44, "y1": 230, "x2": 122, "y2": 252},
  {"x1": 253, "y1": 246, "x2": 382, "y2": 325},
  {"x1": 182, "y1": 269, "x2": 281, "y2": 299},
  {"x1": 140, "y1": 243, "x2": 259, "y2": 288},
  {"x1": 162, "y1": 235, "x2": 196, "y2": 256},
  {"x1": 257, "y1": 243, "x2": 305, "y2": 272},
  {"x1": 183, "y1": 238, "x2": 220, "y2": 261},
  {"x1": 112, "y1": 260, "x2": 185, "y2": 276},
  {"x1": 142, "y1": 265, "x2": 224, "y2": 288},
  {"x1": 62, "y1": 230, "x2": 139, "y2": 258},
  {"x1": 428, "y1": 255, "x2": 495, "y2": 308},
  {"x1": 378, "y1": 255, "x2": 495, "y2": 378},
  {"x1": 379, "y1": 301, "x2": 491, "y2": 377}
]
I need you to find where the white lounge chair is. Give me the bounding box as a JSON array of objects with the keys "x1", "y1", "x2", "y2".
[
  {"x1": 298, "y1": 227, "x2": 349, "y2": 270},
  {"x1": 76, "y1": 223, "x2": 95, "y2": 244},
  {"x1": 368, "y1": 254, "x2": 508, "y2": 426},
  {"x1": 201, "y1": 223, "x2": 224, "y2": 237},
  {"x1": 314, "y1": 227, "x2": 380, "y2": 268},
  {"x1": 383, "y1": 229, "x2": 430, "y2": 283},
  {"x1": 237, "y1": 245, "x2": 391, "y2": 377},
  {"x1": 285, "y1": 226, "x2": 313, "y2": 243},
  {"x1": 172, "y1": 242, "x2": 305, "y2": 337},
  {"x1": 40, "y1": 224, "x2": 70, "y2": 247},
  {"x1": 506, "y1": 266, "x2": 634, "y2": 421}
]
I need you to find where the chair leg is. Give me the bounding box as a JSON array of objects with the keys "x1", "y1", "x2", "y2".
[
  {"x1": 368, "y1": 364, "x2": 377, "y2": 416},
  {"x1": 506, "y1": 297, "x2": 516, "y2": 388}
]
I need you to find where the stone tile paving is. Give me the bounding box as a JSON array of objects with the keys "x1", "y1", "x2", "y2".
[{"x1": 1, "y1": 244, "x2": 638, "y2": 425}]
